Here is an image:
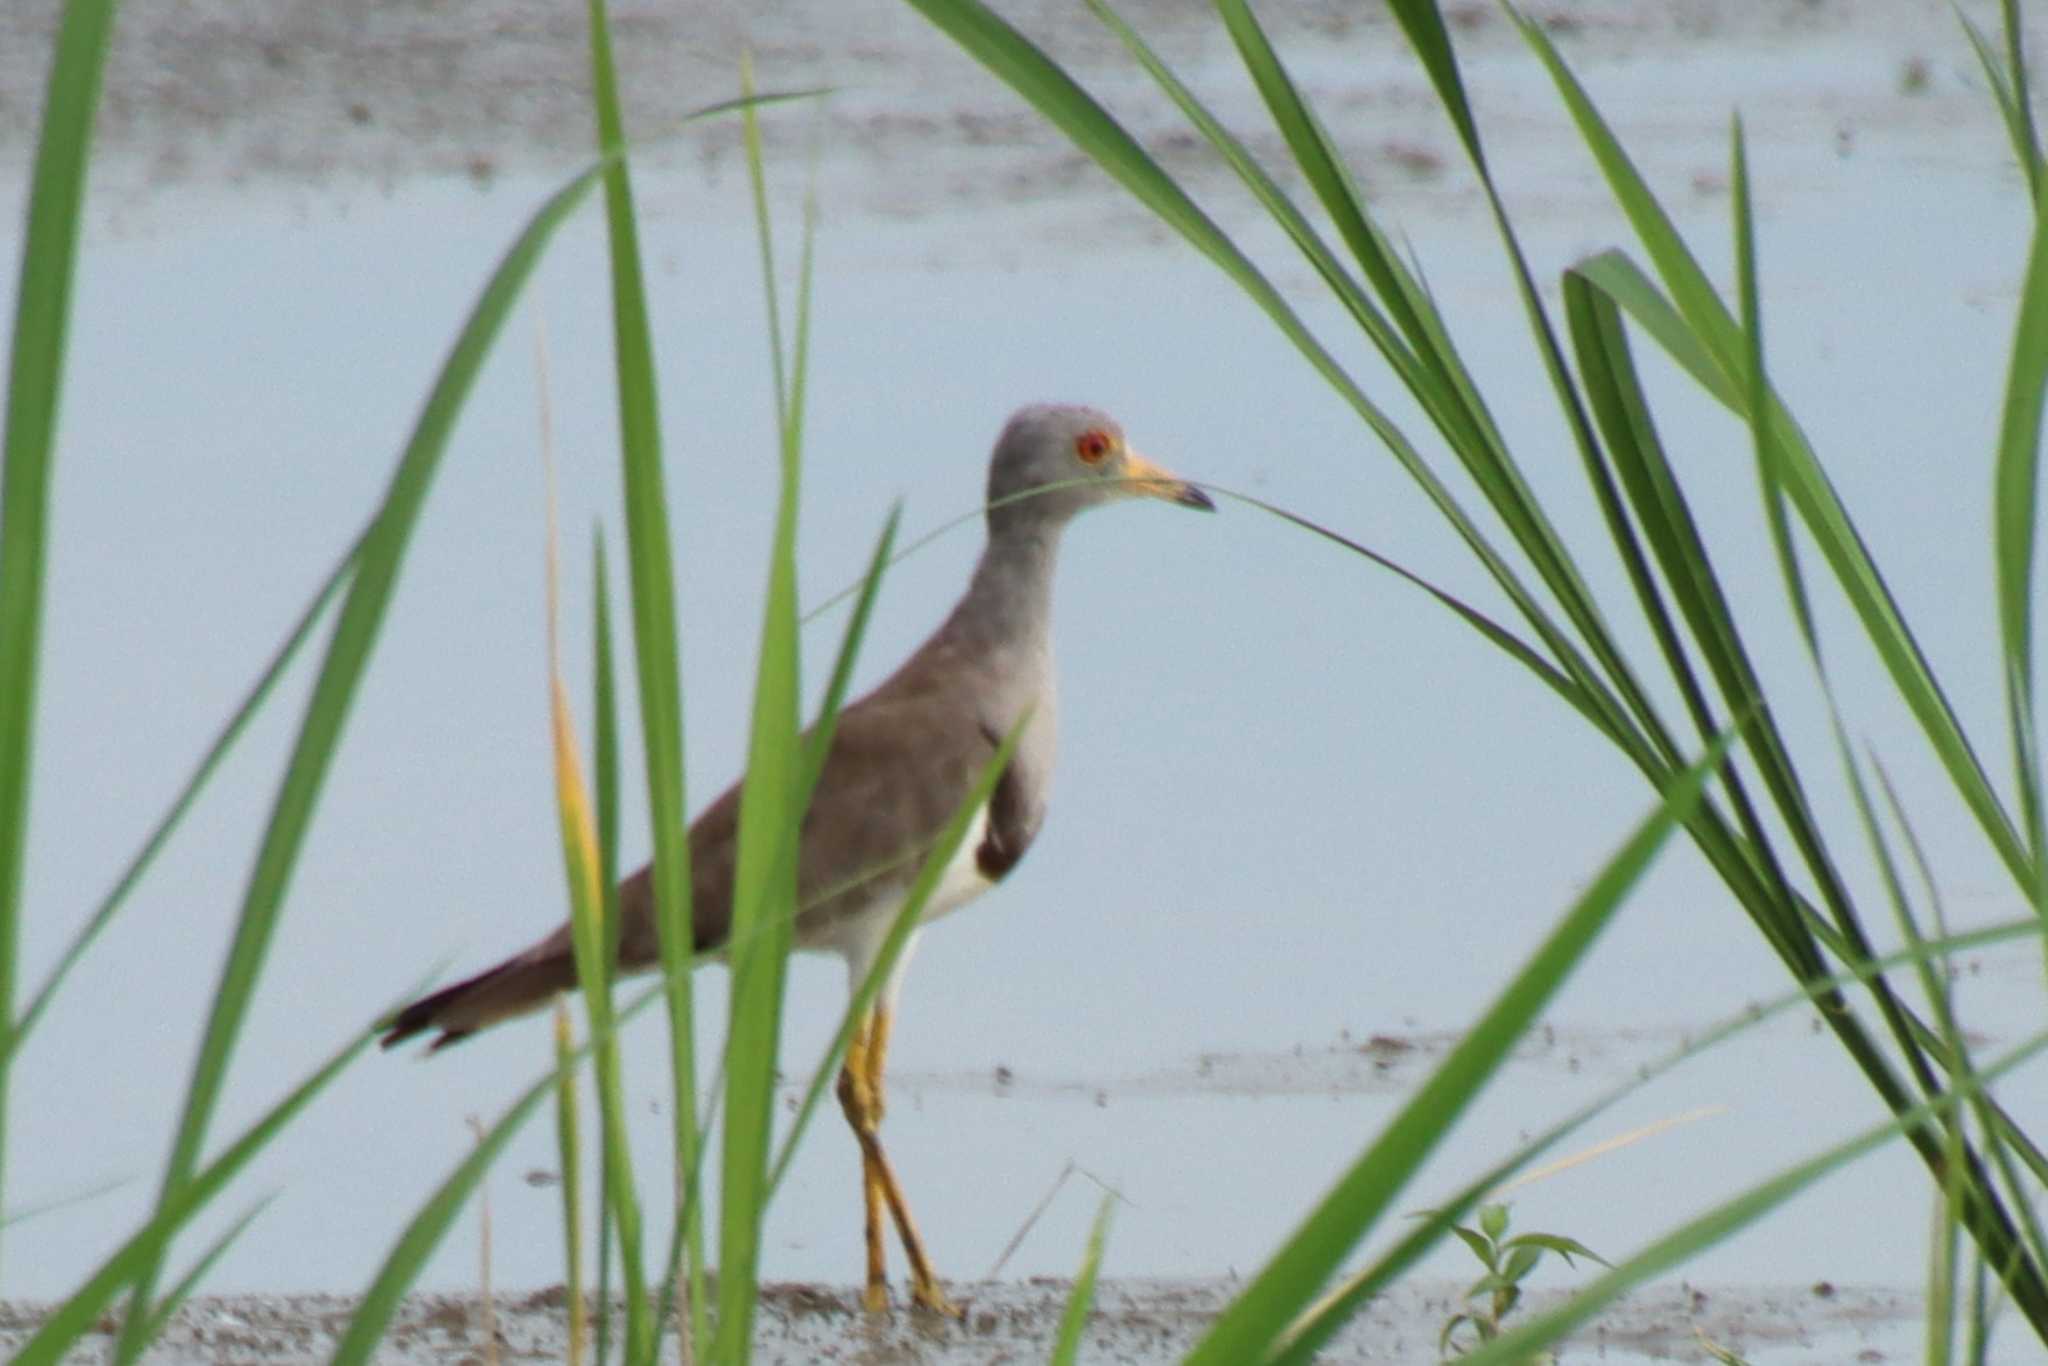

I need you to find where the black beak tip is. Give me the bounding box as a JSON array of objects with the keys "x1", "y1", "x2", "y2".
[{"x1": 1179, "y1": 485, "x2": 1217, "y2": 512}]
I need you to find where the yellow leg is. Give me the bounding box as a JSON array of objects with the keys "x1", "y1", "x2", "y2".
[
  {"x1": 838, "y1": 1017, "x2": 891, "y2": 1312},
  {"x1": 836, "y1": 1007, "x2": 960, "y2": 1317}
]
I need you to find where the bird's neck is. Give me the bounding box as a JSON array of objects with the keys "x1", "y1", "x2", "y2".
[{"x1": 943, "y1": 522, "x2": 1062, "y2": 661}]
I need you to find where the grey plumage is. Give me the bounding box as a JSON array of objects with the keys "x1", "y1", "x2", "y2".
[{"x1": 381, "y1": 402, "x2": 1211, "y2": 1051}]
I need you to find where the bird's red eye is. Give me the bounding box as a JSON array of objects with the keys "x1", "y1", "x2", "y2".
[{"x1": 1075, "y1": 430, "x2": 1111, "y2": 464}]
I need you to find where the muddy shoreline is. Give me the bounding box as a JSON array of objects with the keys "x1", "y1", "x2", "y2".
[{"x1": 1, "y1": 1277, "x2": 1918, "y2": 1364}]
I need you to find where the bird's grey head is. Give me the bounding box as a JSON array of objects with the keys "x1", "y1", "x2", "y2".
[{"x1": 984, "y1": 404, "x2": 1214, "y2": 536}]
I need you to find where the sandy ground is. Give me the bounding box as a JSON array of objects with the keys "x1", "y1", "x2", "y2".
[{"x1": 0, "y1": 1276, "x2": 1921, "y2": 1364}]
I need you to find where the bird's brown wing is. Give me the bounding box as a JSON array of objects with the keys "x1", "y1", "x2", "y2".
[
  {"x1": 381, "y1": 691, "x2": 1003, "y2": 1051},
  {"x1": 620, "y1": 693, "x2": 1003, "y2": 965}
]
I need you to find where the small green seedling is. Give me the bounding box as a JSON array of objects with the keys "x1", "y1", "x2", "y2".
[{"x1": 1436, "y1": 1202, "x2": 1607, "y2": 1360}]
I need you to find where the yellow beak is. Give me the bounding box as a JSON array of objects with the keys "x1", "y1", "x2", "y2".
[{"x1": 1123, "y1": 449, "x2": 1215, "y2": 511}]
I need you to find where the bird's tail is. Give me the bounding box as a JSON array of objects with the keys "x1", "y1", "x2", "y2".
[{"x1": 380, "y1": 945, "x2": 577, "y2": 1053}]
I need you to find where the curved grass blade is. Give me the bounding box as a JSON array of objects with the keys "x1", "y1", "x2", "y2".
[
  {"x1": 1049, "y1": 1195, "x2": 1114, "y2": 1366},
  {"x1": 648, "y1": 485, "x2": 884, "y2": 1316},
  {"x1": 1994, "y1": 167, "x2": 2048, "y2": 894},
  {"x1": 0, "y1": 1172, "x2": 133, "y2": 1229},
  {"x1": 1563, "y1": 258, "x2": 2048, "y2": 1318},
  {"x1": 547, "y1": 393, "x2": 651, "y2": 1365},
  {"x1": 756, "y1": 506, "x2": 908, "y2": 1199},
  {"x1": 1185, "y1": 733, "x2": 1730, "y2": 1366},
  {"x1": 331, "y1": 981, "x2": 668, "y2": 1366},
  {"x1": 768, "y1": 714, "x2": 1028, "y2": 1197},
  {"x1": 8, "y1": 533, "x2": 358, "y2": 1067},
  {"x1": 908, "y1": 0, "x2": 1648, "y2": 784},
  {"x1": 1955, "y1": 2, "x2": 2044, "y2": 196},
  {"x1": 584, "y1": 2, "x2": 704, "y2": 1350},
  {"x1": 140, "y1": 1194, "x2": 275, "y2": 1343},
  {"x1": 1454, "y1": 1028, "x2": 2048, "y2": 1366},
  {"x1": 1732, "y1": 119, "x2": 1816, "y2": 659},
  {"x1": 111, "y1": 161, "x2": 606, "y2": 1362},
  {"x1": 550, "y1": 1006, "x2": 588, "y2": 1366},
  {"x1": 0, "y1": 0, "x2": 122, "y2": 1278},
  {"x1": 712, "y1": 86, "x2": 810, "y2": 1353},
  {"x1": 1513, "y1": 8, "x2": 2027, "y2": 886},
  {"x1": 12, "y1": 1015, "x2": 382, "y2": 1366},
  {"x1": 1272, "y1": 908, "x2": 2047, "y2": 1365},
  {"x1": 1562, "y1": 268, "x2": 1823, "y2": 977},
  {"x1": 588, "y1": 529, "x2": 622, "y2": 1366}
]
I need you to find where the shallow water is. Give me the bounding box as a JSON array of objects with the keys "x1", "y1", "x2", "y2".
[{"x1": 3, "y1": 0, "x2": 2046, "y2": 1355}]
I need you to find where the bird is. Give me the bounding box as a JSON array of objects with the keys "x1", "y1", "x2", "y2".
[{"x1": 380, "y1": 403, "x2": 1214, "y2": 1315}]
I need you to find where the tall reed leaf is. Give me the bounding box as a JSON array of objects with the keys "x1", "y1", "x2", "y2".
[
  {"x1": 111, "y1": 163, "x2": 605, "y2": 1361},
  {"x1": 548, "y1": 399, "x2": 652, "y2": 1364},
  {"x1": 1455, "y1": 1028, "x2": 2048, "y2": 1366},
  {"x1": 711, "y1": 86, "x2": 811, "y2": 1351},
  {"x1": 1511, "y1": 8, "x2": 2027, "y2": 884},
  {"x1": 0, "y1": 0, "x2": 121, "y2": 1277},
  {"x1": 771, "y1": 713, "x2": 1028, "y2": 1196},
  {"x1": 1185, "y1": 735, "x2": 1729, "y2": 1365},
  {"x1": 583, "y1": 0, "x2": 705, "y2": 1347},
  {"x1": 1994, "y1": 166, "x2": 2048, "y2": 895}
]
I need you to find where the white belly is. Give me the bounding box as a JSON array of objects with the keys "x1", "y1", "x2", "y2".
[{"x1": 822, "y1": 801, "x2": 998, "y2": 1008}]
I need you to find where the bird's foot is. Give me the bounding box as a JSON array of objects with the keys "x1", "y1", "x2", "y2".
[
  {"x1": 909, "y1": 1276, "x2": 962, "y2": 1319},
  {"x1": 861, "y1": 1279, "x2": 891, "y2": 1315}
]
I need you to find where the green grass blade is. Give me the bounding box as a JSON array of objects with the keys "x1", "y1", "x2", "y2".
[
  {"x1": 1213, "y1": 488, "x2": 1615, "y2": 741},
  {"x1": 908, "y1": 0, "x2": 1646, "y2": 774},
  {"x1": 7, "y1": 533, "x2": 357, "y2": 1066},
  {"x1": 1186, "y1": 734, "x2": 1729, "y2": 1365},
  {"x1": 741, "y1": 52, "x2": 790, "y2": 422},
  {"x1": 711, "y1": 93, "x2": 811, "y2": 1351},
  {"x1": 1732, "y1": 118, "x2": 1816, "y2": 657},
  {"x1": 584, "y1": 3, "x2": 703, "y2": 1351},
  {"x1": 13, "y1": 1017, "x2": 381, "y2": 1365},
  {"x1": 1270, "y1": 907, "x2": 2027, "y2": 1366},
  {"x1": 760, "y1": 508, "x2": 907, "y2": 1196},
  {"x1": 1209, "y1": 0, "x2": 1536, "y2": 519},
  {"x1": 552, "y1": 1006, "x2": 588, "y2": 1366},
  {"x1": 1562, "y1": 269, "x2": 1827, "y2": 977},
  {"x1": 1560, "y1": 267, "x2": 2048, "y2": 1287},
  {"x1": 1209, "y1": 0, "x2": 1437, "y2": 373},
  {"x1": 1378, "y1": 0, "x2": 1701, "y2": 776},
  {"x1": 1996, "y1": 0, "x2": 2042, "y2": 189},
  {"x1": 1955, "y1": 8, "x2": 2040, "y2": 198},
  {"x1": 1516, "y1": 10, "x2": 2028, "y2": 885},
  {"x1": 1454, "y1": 1028, "x2": 2048, "y2": 1366},
  {"x1": 549, "y1": 476, "x2": 649, "y2": 1366},
  {"x1": 1384, "y1": 0, "x2": 1480, "y2": 162},
  {"x1": 801, "y1": 507, "x2": 900, "y2": 800},
  {"x1": 0, "y1": 1173, "x2": 133, "y2": 1230},
  {"x1": 593, "y1": 533, "x2": 621, "y2": 964},
  {"x1": 1571, "y1": 250, "x2": 1735, "y2": 405},
  {"x1": 1994, "y1": 166, "x2": 2048, "y2": 894},
  {"x1": 332, "y1": 985, "x2": 667, "y2": 1366},
  {"x1": 769, "y1": 716, "x2": 1029, "y2": 1196},
  {"x1": 1871, "y1": 757, "x2": 2048, "y2": 1287},
  {"x1": 0, "y1": 0, "x2": 122, "y2": 1280},
  {"x1": 1049, "y1": 1195, "x2": 1114, "y2": 1365},
  {"x1": 589, "y1": 530, "x2": 621, "y2": 1366},
  {"x1": 111, "y1": 162, "x2": 605, "y2": 1360},
  {"x1": 140, "y1": 1195, "x2": 275, "y2": 1343}
]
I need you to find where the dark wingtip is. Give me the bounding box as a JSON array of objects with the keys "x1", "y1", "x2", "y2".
[{"x1": 380, "y1": 978, "x2": 471, "y2": 1053}]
